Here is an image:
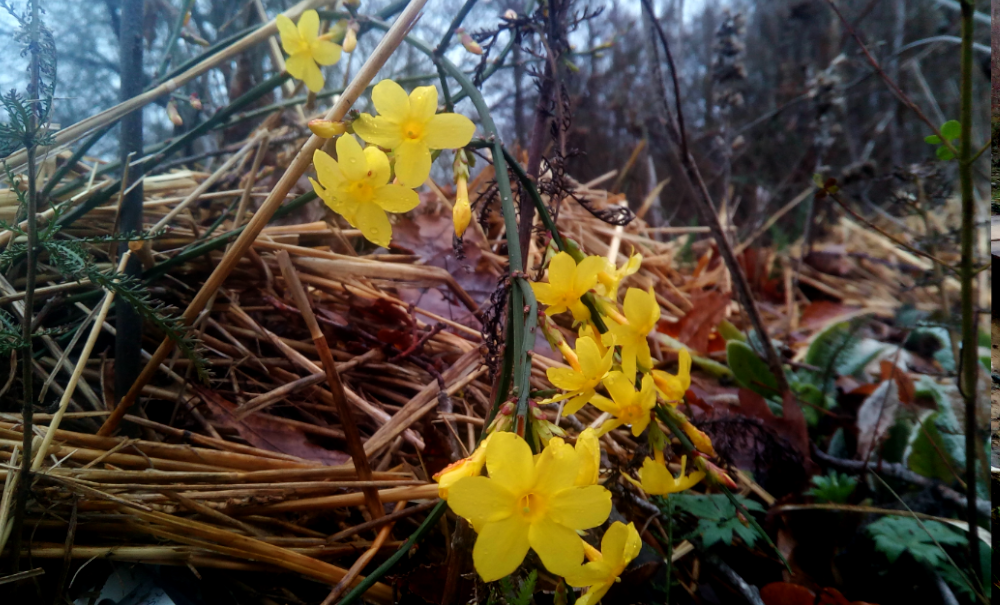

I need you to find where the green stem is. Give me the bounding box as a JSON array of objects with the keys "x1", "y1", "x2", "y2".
[
  {"x1": 665, "y1": 496, "x2": 673, "y2": 604},
  {"x1": 39, "y1": 125, "x2": 113, "y2": 202},
  {"x1": 338, "y1": 501, "x2": 449, "y2": 605},
  {"x1": 155, "y1": 0, "x2": 197, "y2": 78},
  {"x1": 434, "y1": 0, "x2": 478, "y2": 57},
  {"x1": 956, "y1": 0, "x2": 981, "y2": 585}
]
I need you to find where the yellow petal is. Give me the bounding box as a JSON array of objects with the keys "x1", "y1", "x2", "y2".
[
  {"x1": 393, "y1": 139, "x2": 431, "y2": 188},
  {"x1": 677, "y1": 348, "x2": 692, "y2": 390},
  {"x1": 311, "y1": 39, "x2": 341, "y2": 65},
  {"x1": 622, "y1": 522, "x2": 643, "y2": 566},
  {"x1": 313, "y1": 149, "x2": 344, "y2": 190},
  {"x1": 562, "y1": 391, "x2": 593, "y2": 417},
  {"x1": 565, "y1": 562, "x2": 613, "y2": 588},
  {"x1": 288, "y1": 55, "x2": 324, "y2": 92},
  {"x1": 602, "y1": 371, "x2": 635, "y2": 408},
  {"x1": 310, "y1": 177, "x2": 346, "y2": 215},
  {"x1": 546, "y1": 367, "x2": 588, "y2": 392},
  {"x1": 335, "y1": 135, "x2": 367, "y2": 182},
  {"x1": 448, "y1": 475, "x2": 516, "y2": 528},
  {"x1": 362, "y1": 146, "x2": 391, "y2": 185},
  {"x1": 352, "y1": 114, "x2": 403, "y2": 149},
  {"x1": 276, "y1": 14, "x2": 305, "y2": 55},
  {"x1": 588, "y1": 394, "x2": 619, "y2": 416},
  {"x1": 528, "y1": 517, "x2": 585, "y2": 576},
  {"x1": 484, "y1": 431, "x2": 534, "y2": 494},
  {"x1": 473, "y1": 515, "x2": 531, "y2": 582},
  {"x1": 573, "y1": 428, "x2": 601, "y2": 486},
  {"x1": 576, "y1": 582, "x2": 613, "y2": 605},
  {"x1": 623, "y1": 287, "x2": 658, "y2": 331},
  {"x1": 546, "y1": 252, "x2": 577, "y2": 294},
  {"x1": 371, "y1": 79, "x2": 410, "y2": 122},
  {"x1": 423, "y1": 113, "x2": 476, "y2": 149},
  {"x1": 599, "y1": 522, "x2": 631, "y2": 570},
  {"x1": 618, "y1": 340, "x2": 638, "y2": 382},
  {"x1": 576, "y1": 337, "x2": 603, "y2": 378},
  {"x1": 637, "y1": 458, "x2": 671, "y2": 494},
  {"x1": 297, "y1": 9, "x2": 319, "y2": 43},
  {"x1": 530, "y1": 282, "x2": 557, "y2": 306},
  {"x1": 408, "y1": 85, "x2": 439, "y2": 123},
  {"x1": 373, "y1": 184, "x2": 420, "y2": 213},
  {"x1": 630, "y1": 413, "x2": 651, "y2": 437},
  {"x1": 547, "y1": 485, "x2": 612, "y2": 529},
  {"x1": 533, "y1": 439, "x2": 579, "y2": 495},
  {"x1": 573, "y1": 255, "x2": 607, "y2": 295},
  {"x1": 354, "y1": 202, "x2": 392, "y2": 248}
]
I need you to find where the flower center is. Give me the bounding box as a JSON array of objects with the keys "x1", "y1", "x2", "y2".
[
  {"x1": 621, "y1": 405, "x2": 645, "y2": 423},
  {"x1": 401, "y1": 120, "x2": 424, "y2": 140},
  {"x1": 518, "y1": 493, "x2": 546, "y2": 521},
  {"x1": 350, "y1": 180, "x2": 375, "y2": 202}
]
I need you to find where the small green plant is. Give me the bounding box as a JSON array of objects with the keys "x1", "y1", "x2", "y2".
[
  {"x1": 490, "y1": 569, "x2": 537, "y2": 605},
  {"x1": 667, "y1": 493, "x2": 766, "y2": 549},
  {"x1": 924, "y1": 120, "x2": 961, "y2": 160},
  {"x1": 867, "y1": 517, "x2": 985, "y2": 601},
  {"x1": 805, "y1": 471, "x2": 858, "y2": 503}
]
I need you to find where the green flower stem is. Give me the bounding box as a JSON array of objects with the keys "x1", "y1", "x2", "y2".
[
  {"x1": 338, "y1": 500, "x2": 449, "y2": 605},
  {"x1": 155, "y1": 0, "x2": 197, "y2": 78}
]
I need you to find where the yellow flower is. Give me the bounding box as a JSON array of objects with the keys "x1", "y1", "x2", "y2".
[
  {"x1": 309, "y1": 135, "x2": 420, "y2": 248},
  {"x1": 276, "y1": 10, "x2": 342, "y2": 93},
  {"x1": 565, "y1": 522, "x2": 642, "y2": 605},
  {"x1": 591, "y1": 372, "x2": 657, "y2": 437},
  {"x1": 447, "y1": 432, "x2": 612, "y2": 581},
  {"x1": 597, "y1": 253, "x2": 642, "y2": 301},
  {"x1": 353, "y1": 80, "x2": 476, "y2": 187},
  {"x1": 308, "y1": 119, "x2": 347, "y2": 138},
  {"x1": 541, "y1": 336, "x2": 614, "y2": 415},
  {"x1": 573, "y1": 428, "x2": 601, "y2": 486},
  {"x1": 606, "y1": 287, "x2": 660, "y2": 380},
  {"x1": 432, "y1": 434, "x2": 492, "y2": 498},
  {"x1": 531, "y1": 252, "x2": 606, "y2": 322},
  {"x1": 651, "y1": 348, "x2": 692, "y2": 404},
  {"x1": 630, "y1": 455, "x2": 705, "y2": 496}
]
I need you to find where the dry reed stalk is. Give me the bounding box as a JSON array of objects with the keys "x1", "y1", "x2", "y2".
[
  {"x1": 240, "y1": 483, "x2": 439, "y2": 515},
  {"x1": 100, "y1": 0, "x2": 431, "y2": 437},
  {"x1": 322, "y1": 501, "x2": 405, "y2": 604},
  {"x1": 30, "y1": 252, "x2": 131, "y2": 472},
  {"x1": 122, "y1": 505, "x2": 394, "y2": 603},
  {"x1": 276, "y1": 251, "x2": 384, "y2": 518}
]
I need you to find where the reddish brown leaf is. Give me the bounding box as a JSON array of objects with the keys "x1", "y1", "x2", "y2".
[
  {"x1": 760, "y1": 582, "x2": 815, "y2": 605},
  {"x1": 736, "y1": 388, "x2": 812, "y2": 467},
  {"x1": 799, "y1": 301, "x2": 862, "y2": 331},
  {"x1": 848, "y1": 383, "x2": 879, "y2": 397},
  {"x1": 676, "y1": 290, "x2": 731, "y2": 354},
  {"x1": 878, "y1": 360, "x2": 915, "y2": 405}
]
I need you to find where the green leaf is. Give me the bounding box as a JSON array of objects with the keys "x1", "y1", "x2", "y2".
[
  {"x1": 939, "y1": 120, "x2": 961, "y2": 140},
  {"x1": 936, "y1": 146, "x2": 955, "y2": 161},
  {"x1": 726, "y1": 340, "x2": 779, "y2": 399},
  {"x1": 923, "y1": 135, "x2": 941, "y2": 145},
  {"x1": 668, "y1": 494, "x2": 765, "y2": 550},
  {"x1": 866, "y1": 517, "x2": 964, "y2": 566},
  {"x1": 806, "y1": 471, "x2": 858, "y2": 503},
  {"x1": 718, "y1": 319, "x2": 746, "y2": 343}
]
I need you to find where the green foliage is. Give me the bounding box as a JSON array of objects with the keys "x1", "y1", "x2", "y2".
[
  {"x1": 805, "y1": 471, "x2": 857, "y2": 504},
  {"x1": 867, "y1": 517, "x2": 965, "y2": 566},
  {"x1": 726, "y1": 340, "x2": 778, "y2": 398},
  {"x1": 924, "y1": 120, "x2": 961, "y2": 161},
  {"x1": 667, "y1": 493, "x2": 766, "y2": 549},
  {"x1": 0, "y1": 0, "x2": 58, "y2": 153},
  {"x1": 494, "y1": 570, "x2": 537, "y2": 605}
]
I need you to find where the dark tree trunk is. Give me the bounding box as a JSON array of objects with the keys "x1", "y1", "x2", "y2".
[{"x1": 115, "y1": 0, "x2": 144, "y2": 402}]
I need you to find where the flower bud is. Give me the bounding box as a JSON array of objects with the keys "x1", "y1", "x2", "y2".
[
  {"x1": 166, "y1": 101, "x2": 183, "y2": 126},
  {"x1": 188, "y1": 93, "x2": 202, "y2": 111},
  {"x1": 457, "y1": 28, "x2": 482, "y2": 55},
  {"x1": 343, "y1": 24, "x2": 358, "y2": 53},
  {"x1": 503, "y1": 9, "x2": 518, "y2": 20},
  {"x1": 453, "y1": 177, "x2": 471, "y2": 238},
  {"x1": 432, "y1": 433, "x2": 492, "y2": 498},
  {"x1": 308, "y1": 119, "x2": 347, "y2": 138}
]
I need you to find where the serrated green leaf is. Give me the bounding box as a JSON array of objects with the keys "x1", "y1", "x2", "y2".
[
  {"x1": 939, "y1": 120, "x2": 961, "y2": 140},
  {"x1": 924, "y1": 135, "x2": 941, "y2": 145},
  {"x1": 866, "y1": 517, "x2": 964, "y2": 566},
  {"x1": 936, "y1": 146, "x2": 955, "y2": 161},
  {"x1": 726, "y1": 340, "x2": 779, "y2": 399}
]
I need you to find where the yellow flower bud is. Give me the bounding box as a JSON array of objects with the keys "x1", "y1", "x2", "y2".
[
  {"x1": 457, "y1": 28, "x2": 482, "y2": 55},
  {"x1": 342, "y1": 25, "x2": 357, "y2": 53},
  {"x1": 166, "y1": 101, "x2": 183, "y2": 126},
  {"x1": 308, "y1": 119, "x2": 347, "y2": 139},
  {"x1": 188, "y1": 93, "x2": 202, "y2": 111},
  {"x1": 453, "y1": 176, "x2": 471, "y2": 238}
]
